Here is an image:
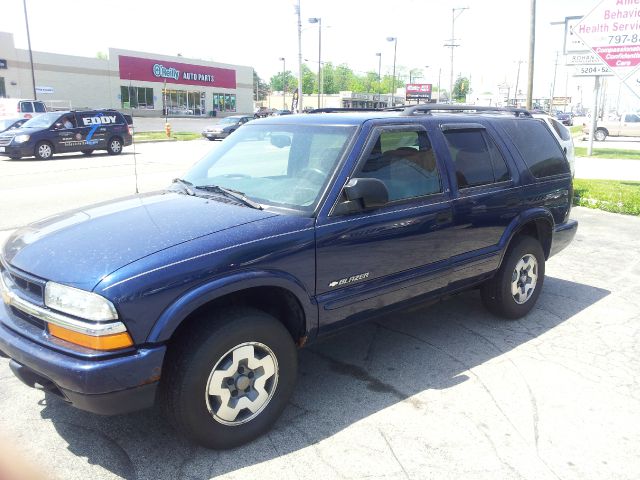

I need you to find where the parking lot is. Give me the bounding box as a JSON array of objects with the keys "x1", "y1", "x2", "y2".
[{"x1": 1, "y1": 142, "x2": 639, "y2": 480}]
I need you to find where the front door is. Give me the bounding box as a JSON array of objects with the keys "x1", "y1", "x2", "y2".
[{"x1": 315, "y1": 125, "x2": 455, "y2": 333}]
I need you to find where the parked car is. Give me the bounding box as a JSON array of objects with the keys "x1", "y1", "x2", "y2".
[
  {"x1": 0, "y1": 99, "x2": 47, "y2": 120},
  {"x1": 0, "y1": 109, "x2": 132, "y2": 160},
  {"x1": 0, "y1": 118, "x2": 27, "y2": 133},
  {"x1": 533, "y1": 113, "x2": 575, "y2": 176},
  {"x1": 555, "y1": 111, "x2": 573, "y2": 126},
  {"x1": 583, "y1": 111, "x2": 640, "y2": 141},
  {"x1": 254, "y1": 107, "x2": 275, "y2": 118},
  {"x1": 201, "y1": 115, "x2": 253, "y2": 141},
  {"x1": 0, "y1": 104, "x2": 576, "y2": 449},
  {"x1": 271, "y1": 109, "x2": 292, "y2": 116}
]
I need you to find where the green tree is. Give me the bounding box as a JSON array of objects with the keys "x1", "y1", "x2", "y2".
[
  {"x1": 253, "y1": 71, "x2": 270, "y2": 101},
  {"x1": 301, "y1": 64, "x2": 316, "y2": 94},
  {"x1": 269, "y1": 71, "x2": 297, "y2": 93},
  {"x1": 453, "y1": 76, "x2": 470, "y2": 102}
]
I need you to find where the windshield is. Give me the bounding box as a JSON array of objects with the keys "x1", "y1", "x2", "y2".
[
  {"x1": 183, "y1": 124, "x2": 356, "y2": 212},
  {"x1": 21, "y1": 112, "x2": 61, "y2": 129}
]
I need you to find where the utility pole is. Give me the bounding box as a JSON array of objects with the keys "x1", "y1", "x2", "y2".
[
  {"x1": 514, "y1": 60, "x2": 524, "y2": 107},
  {"x1": 23, "y1": 0, "x2": 37, "y2": 99},
  {"x1": 550, "y1": 51, "x2": 559, "y2": 112},
  {"x1": 295, "y1": 0, "x2": 303, "y2": 113},
  {"x1": 526, "y1": 0, "x2": 536, "y2": 109},
  {"x1": 445, "y1": 7, "x2": 468, "y2": 103}
]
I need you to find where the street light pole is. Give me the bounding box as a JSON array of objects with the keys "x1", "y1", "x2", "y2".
[
  {"x1": 445, "y1": 7, "x2": 468, "y2": 103},
  {"x1": 376, "y1": 53, "x2": 382, "y2": 100},
  {"x1": 295, "y1": 0, "x2": 303, "y2": 113},
  {"x1": 386, "y1": 37, "x2": 397, "y2": 107},
  {"x1": 309, "y1": 17, "x2": 322, "y2": 109},
  {"x1": 22, "y1": 0, "x2": 37, "y2": 99},
  {"x1": 279, "y1": 57, "x2": 286, "y2": 110}
]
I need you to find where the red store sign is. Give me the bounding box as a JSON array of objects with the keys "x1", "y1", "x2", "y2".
[{"x1": 118, "y1": 55, "x2": 236, "y2": 89}]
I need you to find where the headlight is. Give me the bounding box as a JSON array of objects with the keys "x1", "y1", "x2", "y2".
[
  {"x1": 13, "y1": 134, "x2": 30, "y2": 143},
  {"x1": 44, "y1": 281, "x2": 118, "y2": 321}
]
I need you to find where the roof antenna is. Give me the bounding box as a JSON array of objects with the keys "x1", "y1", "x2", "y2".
[{"x1": 128, "y1": 74, "x2": 139, "y2": 194}]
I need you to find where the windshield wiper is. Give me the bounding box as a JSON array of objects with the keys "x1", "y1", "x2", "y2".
[
  {"x1": 171, "y1": 178, "x2": 196, "y2": 196},
  {"x1": 196, "y1": 184, "x2": 263, "y2": 210}
]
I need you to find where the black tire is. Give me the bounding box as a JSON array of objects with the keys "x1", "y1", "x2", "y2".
[
  {"x1": 481, "y1": 235, "x2": 545, "y2": 319},
  {"x1": 34, "y1": 141, "x2": 54, "y2": 160},
  {"x1": 594, "y1": 129, "x2": 607, "y2": 142},
  {"x1": 81, "y1": 149, "x2": 94, "y2": 155},
  {"x1": 160, "y1": 307, "x2": 297, "y2": 449},
  {"x1": 106, "y1": 137, "x2": 123, "y2": 155},
  {"x1": 207, "y1": 138, "x2": 216, "y2": 141}
]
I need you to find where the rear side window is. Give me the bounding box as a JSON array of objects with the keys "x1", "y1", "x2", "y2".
[
  {"x1": 443, "y1": 129, "x2": 511, "y2": 189},
  {"x1": 548, "y1": 118, "x2": 571, "y2": 141},
  {"x1": 34, "y1": 102, "x2": 46, "y2": 113},
  {"x1": 501, "y1": 119, "x2": 569, "y2": 178},
  {"x1": 20, "y1": 102, "x2": 33, "y2": 113}
]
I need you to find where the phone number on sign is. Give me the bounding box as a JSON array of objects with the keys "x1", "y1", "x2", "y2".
[{"x1": 608, "y1": 34, "x2": 640, "y2": 45}]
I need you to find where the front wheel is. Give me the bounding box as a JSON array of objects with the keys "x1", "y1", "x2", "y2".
[
  {"x1": 35, "y1": 141, "x2": 54, "y2": 160},
  {"x1": 481, "y1": 235, "x2": 545, "y2": 319},
  {"x1": 594, "y1": 129, "x2": 607, "y2": 141},
  {"x1": 160, "y1": 308, "x2": 297, "y2": 449},
  {"x1": 106, "y1": 137, "x2": 123, "y2": 155}
]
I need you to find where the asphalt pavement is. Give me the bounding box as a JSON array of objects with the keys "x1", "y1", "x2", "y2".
[{"x1": 0, "y1": 141, "x2": 639, "y2": 480}]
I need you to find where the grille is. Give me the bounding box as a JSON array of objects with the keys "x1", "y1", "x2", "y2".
[
  {"x1": 0, "y1": 261, "x2": 45, "y2": 304},
  {"x1": 11, "y1": 306, "x2": 46, "y2": 331},
  {"x1": 0, "y1": 135, "x2": 14, "y2": 147}
]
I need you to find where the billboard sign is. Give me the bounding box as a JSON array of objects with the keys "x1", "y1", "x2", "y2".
[
  {"x1": 406, "y1": 83, "x2": 432, "y2": 101},
  {"x1": 572, "y1": 0, "x2": 640, "y2": 80}
]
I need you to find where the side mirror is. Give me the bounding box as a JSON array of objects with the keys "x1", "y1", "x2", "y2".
[
  {"x1": 343, "y1": 177, "x2": 388, "y2": 210},
  {"x1": 53, "y1": 122, "x2": 63, "y2": 130}
]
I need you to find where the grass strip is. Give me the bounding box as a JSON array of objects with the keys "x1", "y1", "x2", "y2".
[
  {"x1": 574, "y1": 147, "x2": 640, "y2": 160},
  {"x1": 134, "y1": 131, "x2": 201, "y2": 141},
  {"x1": 573, "y1": 179, "x2": 640, "y2": 215}
]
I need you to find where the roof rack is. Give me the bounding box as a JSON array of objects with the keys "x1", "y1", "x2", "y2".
[
  {"x1": 387, "y1": 104, "x2": 532, "y2": 117},
  {"x1": 307, "y1": 107, "x2": 382, "y2": 114}
]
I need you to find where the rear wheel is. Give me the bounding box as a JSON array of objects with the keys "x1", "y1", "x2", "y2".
[
  {"x1": 106, "y1": 137, "x2": 123, "y2": 155},
  {"x1": 481, "y1": 235, "x2": 545, "y2": 319},
  {"x1": 161, "y1": 307, "x2": 297, "y2": 449},
  {"x1": 34, "y1": 141, "x2": 53, "y2": 160},
  {"x1": 594, "y1": 129, "x2": 607, "y2": 141}
]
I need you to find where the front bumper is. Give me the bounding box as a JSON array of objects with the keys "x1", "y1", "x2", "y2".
[
  {"x1": 549, "y1": 219, "x2": 578, "y2": 257},
  {"x1": 202, "y1": 131, "x2": 229, "y2": 140},
  {"x1": 0, "y1": 303, "x2": 166, "y2": 415},
  {"x1": 0, "y1": 143, "x2": 33, "y2": 158}
]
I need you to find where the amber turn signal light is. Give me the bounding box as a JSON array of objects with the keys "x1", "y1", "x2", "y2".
[{"x1": 48, "y1": 323, "x2": 134, "y2": 351}]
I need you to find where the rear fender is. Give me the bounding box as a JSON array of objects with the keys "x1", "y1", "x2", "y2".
[{"x1": 498, "y1": 208, "x2": 554, "y2": 267}]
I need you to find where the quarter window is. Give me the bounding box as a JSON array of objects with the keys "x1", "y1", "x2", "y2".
[
  {"x1": 444, "y1": 129, "x2": 511, "y2": 189},
  {"x1": 356, "y1": 130, "x2": 441, "y2": 202}
]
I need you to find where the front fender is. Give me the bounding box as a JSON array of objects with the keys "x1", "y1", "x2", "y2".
[{"x1": 146, "y1": 269, "x2": 317, "y2": 343}]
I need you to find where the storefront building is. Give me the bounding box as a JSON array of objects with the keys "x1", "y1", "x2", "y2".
[{"x1": 0, "y1": 32, "x2": 254, "y2": 116}]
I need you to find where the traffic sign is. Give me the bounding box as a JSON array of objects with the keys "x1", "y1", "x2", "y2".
[{"x1": 572, "y1": 0, "x2": 640, "y2": 80}]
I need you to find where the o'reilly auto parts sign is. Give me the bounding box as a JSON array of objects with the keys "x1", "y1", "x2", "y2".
[{"x1": 406, "y1": 83, "x2": 432, "y2": 101}]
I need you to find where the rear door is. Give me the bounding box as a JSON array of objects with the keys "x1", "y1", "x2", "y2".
[
  {"x1": 76, "y1": 111, "x2": 112, "y2": 150},
  {"x1": 315, "y1": 124, "x2": 455, "y2": 333}
]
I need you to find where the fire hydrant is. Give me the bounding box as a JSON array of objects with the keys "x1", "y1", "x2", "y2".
[{"x1": 164, "y1": 122, "x2": 172, "y2": 138}]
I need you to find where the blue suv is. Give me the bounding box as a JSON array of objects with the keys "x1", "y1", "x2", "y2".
[{"x1": 0, "y1": 105, "x2": 577, "y2": 448}]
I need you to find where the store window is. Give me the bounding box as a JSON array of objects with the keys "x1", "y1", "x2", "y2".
[
  {"x1": 120, "y1": 86, "x2": 154, "y2": 109},
  {"x1": 162, "y1": 88, "x2": 205, "y2": 115},
  {"x1": 212, "y1": 93, "x2": 236, "y2": 113}
]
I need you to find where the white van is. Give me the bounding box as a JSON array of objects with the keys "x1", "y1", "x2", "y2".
[{"x1": 0, "y1": 99, "x2": 47, "y2": 120}]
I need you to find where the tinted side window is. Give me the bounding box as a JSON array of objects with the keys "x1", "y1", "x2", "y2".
[
  {"x1": 549, "y1": 118, "x2": 571, "y2": 141},
  {"x1": 444, "y1": 129, "x2": 509, "y2": 188},
  {"x1": 20, "y1": 102, "x2": 34, "y2": 113},
  {"x1": 357, "y1": 130, "x2": 441, "y2": 202},
  {"x1": 34, "y1": 102, "x2": 46, "y2": 113},
  {"x1": 501, "y1": 119, "x2": 569, "y2": 178}
]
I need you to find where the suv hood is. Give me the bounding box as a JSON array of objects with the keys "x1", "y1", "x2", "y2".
[{"x1": 2, "y1": 191, "x2": 277, "y2": 290}]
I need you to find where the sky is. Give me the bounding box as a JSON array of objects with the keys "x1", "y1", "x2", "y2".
[{"x1": 1, "y1": 0, "x2": 638, "y2": 109}]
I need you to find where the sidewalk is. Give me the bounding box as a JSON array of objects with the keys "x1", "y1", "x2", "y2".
[{"x1": 575, "y1": 156, "x2": 640, "y2": 181}]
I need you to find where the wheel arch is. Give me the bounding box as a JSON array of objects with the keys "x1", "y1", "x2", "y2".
[
  {"x1": 499, "y1": 209, "x2": 554, "y2": 267},
  {"x1": 147, "y1": 271, "x2": 316, "y2": 346}
]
